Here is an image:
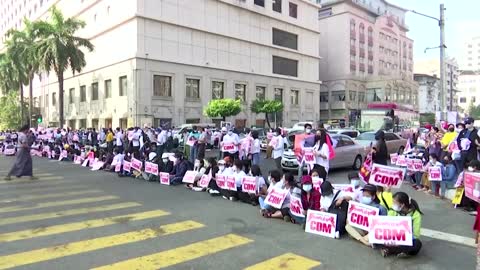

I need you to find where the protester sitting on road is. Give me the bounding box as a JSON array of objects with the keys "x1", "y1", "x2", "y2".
[
  {"x1": 348, "y1": 172, "x2": 363, "y2": 202},
  {"x1": 379, "y1": 192, "x2": 423, "y2": 257},
  {"x1": 237, "y1": 165, "x2": 265, "y2": 206},
  {"x1": 290, "y1": 175, "x2": 320, "y2": 226},
  {"x1": 259, "y1": 170, "x2": 283, "y2": 215},
  {"x1": 159, "y1": 153, "x2": 174, "y2": 173},
  {"x1": 430, "y1": 154, "x2": 457, "y2": 199},
  {"x1": 460, "y1": 160, "x2": 480, "y2": 214},
  {"x1": 263, "y1": 172, "x2": 296, "y2": 220},
  {"x1": 186, "y1": 159, "x2": 206, "y2": 189},
  {"x1": 169, "y1": 152, "x2": 190, "y2": 185},
  {"x1": 192, "y1": 157, "x2": 217, "y2": 192},
  {"x1": 208, "y1": 158, "x2": 231, "y2": 196},
  {"x1": 346, "y1": 184, "x2": 387, "y2": 246},
  {"x1": 221, "y1": 159, "x2": 245, "y2": 201}
]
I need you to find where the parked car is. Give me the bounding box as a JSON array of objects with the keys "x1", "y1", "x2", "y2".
[
  {"x1": 355, "y1": 131, "x2": 407, "y2": 155},
  {"x1": 281, "y1": 134, "x2": 365, "y2": 172},
  {"x1": 327, "y1": 129, "x2": 360, "y2": 138}
]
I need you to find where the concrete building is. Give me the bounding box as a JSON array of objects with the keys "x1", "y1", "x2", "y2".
[
  {"x1": 460, "y1": 36, "x2": 480, "y2": 71},
  {"x1": 414, "y1": 74, "x2": 440, "y2": 114},
  {"x1": 458, "y1": 70, "x2": 480, "y2": 113},
  {"x1": 317, "y1": 0, "x2": 418, "y2": 126},
  {"x1": 1, "y1": 0, "x2": 322, "y2": 129},
  {"x1": 415, "y1": 57, "x2": 460, "y2": 111}
]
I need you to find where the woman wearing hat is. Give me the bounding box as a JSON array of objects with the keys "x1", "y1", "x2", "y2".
[{"x1": 289, "y1": 175, "x2": 321, "y2": 226}]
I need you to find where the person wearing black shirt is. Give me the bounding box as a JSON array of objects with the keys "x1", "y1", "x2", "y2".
[
  {"x1": 457, "y1": 117, "x2": 479, "y2": 170},
  {"x1": 373, "y1": 130, "x2": 388, "y2": 165}
]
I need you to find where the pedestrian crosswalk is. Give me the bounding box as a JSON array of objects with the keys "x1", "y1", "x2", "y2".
[{"x1": 0, "y1": 170, "x2": 322, "y2": 270}]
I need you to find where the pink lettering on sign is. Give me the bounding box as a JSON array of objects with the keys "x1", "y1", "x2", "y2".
[
  {"x1": 115, "y1": 164, "x2": 121, "y2": 172},
  {"x1": 428, "y1": 167, "x2": 442, "y2": 181},
  {"x1": 289, "y1": 196, "x2": 304, "y2": 218},
  {"x1": 347, "y1": 201, "x2": 379, "y2": 231},
  {"x1": 198, "y1": 174, "x2": 211, "y2": 188},
  {"x1": 222, "y1": 143, "x2": 236, "y2": 152},
  {"x1": 123, "y1": 161, "x2": 131, "y2": 172},
  {"x1": 305, "y1": 210, "x2": 337, "y2": 238},
  {"x1": 374, "y1": 228, "x2": 406, "y2": 241},
  {"x1": 216, "y1": 174, "x2": 226, "y2": 189},
  {"x1": 241, "y1": 176, "x2": 257, "y2": 193},
  {"x1": 368, "y1": 216, "x2": 413, "y2": 246},
  {"x1": 131, "y1": 158, "x2": 142, "y2": 171},
  {"x1": 182, "y1": 171, "x2": 196, "y2": 184},
  {"x1": 464, "y1": 172, "x2": 480, "y2": 203},
  {"x1": 413, "y1": 160, "x2": 424, "y2": 171},
  {"x1": 369, "y1": 164, "x2": 405, "y2": 188},
  {"x1": 159, "y1": 172, "x2": 170, "y2": 185},
  {"x1": 264, "y1": 187, "x2": 288, "y2": 209},
  {"x1": 303, "y1": 148, "x2": 315, "y2": 164},
  {"x1": 310, "y1": 221, "x2": 333, "y2": 234},
  {"x1": 226, "y1": 176, "x2": 237, "y2": 191}
]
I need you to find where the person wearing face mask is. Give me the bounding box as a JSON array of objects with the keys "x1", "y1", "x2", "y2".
[
  {"x1": 379, "y1": 192, "x2": 423, "y2": 257},
  {"x1": 272, "y1": 128, "x2": 285, "y2": 170},
  {"x1": 441, "y1": 124, "x2": 457, "y2": 159},
  {"x1": 221, "y1": 128, "x2": 240, "y2": 161},
  {"x1": 348, "y1": 172, "x2": 363, "y2": 202},
  {"x1": 185, "y1": 159, "x2": 206, "y2": 189},
  {"x1": 192, "y1": 158, "x2": 217, "y2": 192},
  {"x1": 372, "y1": 130, "x2": 388, "y2": 165},
  {"x1": 430, "y1": 155, "x2": 457, "y2": 199},
  {"x1": 297, "y1": 123, "x2": 315, "y2": 179},
  {"x1": 159, "y1": 153, "x2": 174, "y2": 173},
  {"x1": 420, "y1": 153, "x2": 443, "y2": 193},
  {"x1": 345, "y1": 184, "x2": 387, "y2": 246},
  {"x1": 221, "y1": 160, "x2": 246, "y2": 201},
  {"x1": 169, "y1": 152, "x2": 190, "y2": 185},
  {"x1": 259, "y1": 170, "x2": 283, "y2": 215},
  {"x1": 320, "y1": 181, "x2": 349, "y2": 236},
  {"x1": 238, "y1": 165, "x2": 266, "y2": 206},
  {"x1": 208, "y1": 158, "x2": 231, "y2": 196},
  {"x1": 289, "y1": 175, "x2": 321, "y2": 226},
  {"x1": 263, "y1": 173, "x2": 296, "y2": 220},
  {"x1": 457, "y1": 117, "x2": 479, "y2": 170},
  {"x1": 312, "y1": 130, "x2": 330, "y2": 180}
]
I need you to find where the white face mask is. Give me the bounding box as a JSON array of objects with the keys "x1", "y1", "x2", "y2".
[
  {"x1": 194, "y1": 162, "x2": 200, "y2": 167},
  {"x1": 303, "y1": 184, "x2": 312, "y2": 192},
  {"x1": 351, "y1": 180, "x2": 360, "y2": 187},
  {"x1": 361, "y1": 196, "x2": 372, "y2": 205},
  {"x1": 468, "y1": 167, "x2": 475, "y2": 172},
  {"x1": 392, "y1": 204, "x2": 402, "y2": 212},
  {"x1": 273, "y1": 132, "x2": 278, "y2": 136},
  {"x1": 218, "y1": 165, "x2": 225, "y2": 171},
  {"x1": 232, "y1": 166, "x2": 238, "y2": 172},
  {"x1": 306, "y1": 129, "x2": 312, "y2": 134},
  {"x1": 228, "y1": 131, "x2": 233, "y2": 136},
  {"x1": 162, "y1": 158, "x2": 168, "y2": 163}
]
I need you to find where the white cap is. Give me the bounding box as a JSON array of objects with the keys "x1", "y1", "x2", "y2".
[{"x1": 221, "y1": 127, "x2": 227, "y2": 132}]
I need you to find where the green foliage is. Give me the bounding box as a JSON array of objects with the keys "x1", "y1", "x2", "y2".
[
  {"x1": 250, "y1": 99, "x2": 283, "y2": 114},
  {"x1": 204, "y1": 99, "x2": 242, "y2": 119},
  {"x1": 419, "y1": 113, "x2": 435, "y2": 125},
  {"x1": 468, "y1": 102, "x2": 480, "y2": 119},
  {"x1": 0, "y1": 92, "x2": 28, "y2": 130}
]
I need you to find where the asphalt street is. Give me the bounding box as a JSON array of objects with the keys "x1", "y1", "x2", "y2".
[{"x1": 0, "y1": 153, "x2": 476, "y2": 270}]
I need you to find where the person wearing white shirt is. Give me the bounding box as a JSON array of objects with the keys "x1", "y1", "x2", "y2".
[
  {"x1": 221, "y1": 160, "x2": 245, "y2": 201},
  {"x1": 238, "y1": 165, "x2": 266, "y2": 205},
  {"x1": 251, "y1": 131, "x2": 261, "y2": 166},
  {"x1": 313, "y1": 131, "x2": 330, "y2": 180},
  {"x1": 131, "y1": 128, "x2": 141, "y2": 158},
  {"x1": 156, "y1": 128, "x2": 167, "y2": 157},
  {"x1": 263, "y1": 173, "x2": 296, "y2": 219},
  {"x1": 115, "y1": 128, "x2": 124, "y2": 153},
  {"x1": 271, "y1": 128, "x2": 285, "y2": 170},
  {"x1": 221, "y1": 129, "x2": 240, "y2": 160}
]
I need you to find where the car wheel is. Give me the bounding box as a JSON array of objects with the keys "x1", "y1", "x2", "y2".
[
  {"x1": 398, "y1": 146, "x2": 405, "y2": 155},
  {"x1": 353, "y1": 155, "x2": 363, "y2": 170}
]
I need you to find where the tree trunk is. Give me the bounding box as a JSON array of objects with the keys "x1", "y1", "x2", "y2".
[
  {"x1": 20, "y1": 84, "x2": 24, "y2": 125},
  {"x1": 265, "y1": 112, "x2": 271, "y2": 128},
  {"x1": 58, "y1": 72, "x2": 64, "y2": 128},
  {"x1": 28, "y1": 73, "x2": 33, "y2": 127}
]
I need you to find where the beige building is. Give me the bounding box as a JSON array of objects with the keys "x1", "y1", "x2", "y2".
[
  {"x1": 317, "y1": 0, "x2": 418, "y2": 126},
  {"x1": 1, "y1": 0, "x2": 322, "y2": 129},
  {"x1": 458, "y1": 70, "x2": 480, "y2": 113}
]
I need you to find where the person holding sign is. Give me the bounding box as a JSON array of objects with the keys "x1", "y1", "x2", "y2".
[
  {"x1": 379, "y1": 192, "x2": 423, "y2": 257},
  {"x1": 208, "y1": 158, "x2": 231, "y2": 196},
  {"x1": 420, "y1": 153, "x2": 443, "y2": 193},
  {"x1": 312, "y1": 131, "x2": 330, "y2": 180},
  {"x1": 185, "y1": 159, "x2": 206, "y2": 189},
  {"x1": 430, "y1": 155, "x2": 457, "y2": 199},
  {"x1": 220, "y1": 160, "x2": 245, "y2": 201},
  {"x1": 345, "y1": 184, "x2": 387, "y2": 246},
  {"x1": 238, "y1": 165, "x2": 266, "y2": 205},
  {"x1": 169, "y1": 152, "x2": 190, "y2": 185},
  {"x1": 263, "y1": 173, "x2": 296, "y2": 220},
  {"x1": 221, "y1": 128, "x2": 240, "y2": 161},
  {"x1": 258, "y1": 170, "x2": 283, "y2": 214},
  {"x1": 289, "y1": 175, "x2": 321, "y2": 226}
]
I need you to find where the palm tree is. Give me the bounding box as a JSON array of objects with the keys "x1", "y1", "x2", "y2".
[
  {"x1": 0, "y1": 51, "x2": 28, "y2": 124},
  {"x1": 36, "y1": 6, "x2": 94, "y2": 128},
  {"x1": 6, "y1": 19, "x2": 41, "y2": 126}
]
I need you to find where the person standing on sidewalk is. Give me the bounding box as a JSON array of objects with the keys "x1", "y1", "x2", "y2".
[{"x1": 4, "y1": 124, "x2": 38, "y2": 181}]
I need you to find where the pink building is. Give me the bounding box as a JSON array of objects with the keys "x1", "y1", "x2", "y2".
[{"x1": 317, "y1": 0, "x2": 418, "y2": 126}]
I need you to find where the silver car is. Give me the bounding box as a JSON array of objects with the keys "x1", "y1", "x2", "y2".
[
  {"x1": 281, "y1": 134, "x2": 366, "y2": 171},
  {"x1": 355, "y1": 131, "x2": 407, "y2": 155}
]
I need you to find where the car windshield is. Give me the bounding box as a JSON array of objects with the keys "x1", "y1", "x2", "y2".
[
  {"x1": 328, "y1": 131, "x2": 338, "y2": 134},
  {"x1": 356, "y1": 132, "x2": 376, "y2": 141}
]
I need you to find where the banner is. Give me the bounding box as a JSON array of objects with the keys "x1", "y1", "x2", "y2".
[
  {"x1": 145, "y1": 162, "x2": 158, "y2": 174},
  {"x1": 182, "y1": 170, "x2": 196, "y2": 184},
  {"x1": 347, "y1": 201, "x2": 379, "y2": 231},
  {"x1": 123, "y1": 161, "x2": 131, "y2": 172},
  {"x1": 305, "y1": 210, "x2": 337, "y2": 238},
  {"x1": 332, "y1": 184, "x2": 355, "y2": 193},
  {"x1": 159, "y1": 172, "x2": 170, "y2": 185},
  {"x1": 226, "y1": 176, "x2": 237, "y2": 191},
  {"x1": 369, "y1": 164, "x2": 406, "y2": 188},
  {"x1": 131, "y1": 158, "x2": 142, "y2": 171},
  {"x1": 464, "y1": 172, "x2": 480, "y2": 203},
  {"x1": 91, "y1": 161, "x2": 105, "y2": 171},
  {"x1": 264, "y1": 187, "x2": 288, "y2": 209},
  {"x1": 303, "y1": 148, "x2": 315, "y2": 165},
  {"x1": 406, "y1": 158, "x2": 415, "y2": 171},
  {"x1": 289, "y1": 196, "x2": 304, "y2": 218},
  {"x1": 452, "y1": 187, "x2": 464, "y2": 205},
  {"x1": 198, "y1": 174, "x2": 211, "y2": 188},
  {"x1": 390, "y1": 153, "x2": 398, "y2": 164},
  {"x1": 222, "y1": 143, "x2": 238, "y2": 153},
  {"x1": 216, "y1": 174, "x2": 227, "y2": 189},
  {"x1": 241, "y1": 176, "x2": 257, "y2": 193},
  {"x1": 368, "y1": 216, "x2": 413, "y2": 246},
  {"x1": 395, "y1": 155, "x2": 407, "y2": 167},
  {"x1": 312, "y1": 177, "x2": 323, "y2": 192},
  {"x1": 428, "y1": 166, "x2": 442, "y2": 181},
  {"x1": 115, "y1": 163, "x2": 121, "y2": 172},
  {"x1": 413, "y1": 159, "x2": 424, "y2": 171}
]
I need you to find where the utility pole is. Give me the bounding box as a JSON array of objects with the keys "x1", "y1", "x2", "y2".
[
  {"x1": 439, "y1": 3, "x2": 446, "y2": 120},
  {"x1": 449, "y1": 69, "x2": 453, "y2": 111}
]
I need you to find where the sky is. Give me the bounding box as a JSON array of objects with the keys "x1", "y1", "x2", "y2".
[{"x1": 389, "y1": 0, "x2": 480, "y2": 62}]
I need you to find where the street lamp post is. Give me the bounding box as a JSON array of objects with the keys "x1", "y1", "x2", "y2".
[{"x1": 410, "y1": 4, "x2": 446, "y2": 120}]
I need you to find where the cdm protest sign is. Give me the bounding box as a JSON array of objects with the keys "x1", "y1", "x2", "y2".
[
  {"x1": 369, "y1": 164, "x2": 406, "y2": 188},
  {"x1": 264, "y1": 187, "x2": 288, "y2": 209},
  {"x1": 347, "y1": 201, "x2": 379, "y2": 231},
  {"x1": 464, "y1": 172, "x2": 480, "y2": 203},
  {"x1": 182, "y1": 170, "x2": 197, "y2": 184},
  {"x1": 305, "y1": 210, "x2": 337, "y2": 238},
  {"x1": 368, "y1": 216, "x2": 413, "y2": 246}
]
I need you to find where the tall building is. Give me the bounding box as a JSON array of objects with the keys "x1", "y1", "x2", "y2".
[
  {"x1": 317, "y1": 0, "x2": 418, "y2": 126},
  {"x1": 414, "y1": 74, "x2": 440, "y2": 114},
  {"x1": 414, "y1": 57, "x2": 460, "y2": 111},
  {"x1": 460, "y1": 36, "x2": 480, "y2": 71},
  {"x1": 458, "y1": 70, "x2": 480, "y2": 113},
  {"x1": 1, "y1": 0, "x2": 322, "y2": 129}
]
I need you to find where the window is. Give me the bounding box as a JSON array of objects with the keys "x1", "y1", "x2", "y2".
[
  {"x1": 80, "y1": 85, "x2": 86, "y2": 102},
  {"x1": 349, "y1": 91, "x2": 356, "y2": 101},
  {"x1": 332, "y1": 91, "x2": 345, "y2": 101},
  {"x1": 350, "y1": 19, "x2": 355, "y2": 31},
  {"x1": 212, "y1": 81, "x2": 224, "y2": 99},
  {"x1": 254, "y1": 0, "x2": 264, "y2": 7},
  {"x1": 69, "y1": 88, "x2": 75, "y2": 104},
  {"x1": 119, "y1": 76, "x2": 127, "y2": 96},
  {"x1": 358, "y1": 92, "x2": 365, "y2": 102},
  {"x1": 272, "y1": 56, "x2": 298, "y2": 77},
  {"x1": 272, "y1": 28, "x2": 298, "y2": 50},
  {"x1": 186, "y1": 78, "x2": 200, "y2": 99},
  {"x1": 272, "y1": 0, "x2": 282, "y2": 13},
  {"x1": 366, "y1": 88, "x2": 384, "y2": 102},
  {"x1": 289, "y1": 2, "x2": 297, "y2": 18},
  {"x1": 256, "y1": 86, "x2": 266, "y2": 100},
  {"x1": 473, "y1": 97, "x2": 477, "y2": 103},
  {"x1": 290, "y1": 89, "x2": 299, "y2": 105},
  {"x1": 52, "y1": 92, "x2": 57, "y2": 106},
  {"x1": 235, "y1": 83, "x2": 246, "y2": 102},
  {"x1": 91, "y1": 82, "x2": 99, "y2": 100},
  {"x1": 274, "y1": 88, "x2": 283, "y2": 101},
  {"x1": 46, "y1": 94, "x2": 49, "y2": 107},
  {"x1": 153, "y1": 75, "x2": 172, "y2": 97},
  {"x1": 320, "y1": 93, "x2": 328, "y2": 102},
  {"x1": 104, "y1": 80, "x2": 112, "y2": 98}
]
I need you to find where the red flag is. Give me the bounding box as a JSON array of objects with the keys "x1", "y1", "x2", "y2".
[
  {"x1": 359, "y1": 143, "x2": 373, "y2": 184},
  {"x1": 326, "y1": 134, "x2": 336, "y2": 160}
]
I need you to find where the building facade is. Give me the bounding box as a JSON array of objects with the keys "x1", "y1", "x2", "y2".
[
  {"x1": 460, "y1": 36, "x2": 480, "y2": 71},
  {"x1": 414, "y1": 57, "x2": 460, "y2": 112},
  {"x1": 414, "y1": 74, "x2": 440, "y2": 114},
  {"x1": 1, "y1": 0, "x2": 322, "y2": 129},
  {"x1": 458, "y1": 70, "x2": 480, "y2": 113},
  {"x1": 317, "y1": 0, "x2": 418, "y2": 126}
]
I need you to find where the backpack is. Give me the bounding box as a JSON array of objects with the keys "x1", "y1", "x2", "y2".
[{"x1": 328, "y1": 190, "x2": 348, "y2": 235}]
